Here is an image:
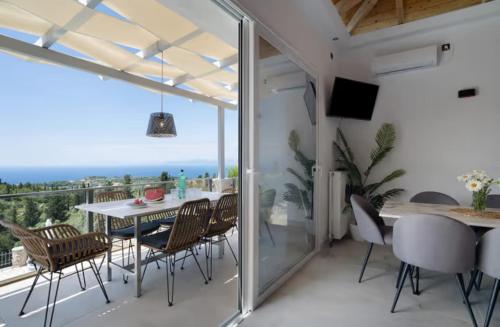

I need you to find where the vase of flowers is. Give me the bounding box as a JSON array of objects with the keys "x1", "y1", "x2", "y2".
[{"x1": 457, "y1": 170, "x2": 500, "y2": 212}]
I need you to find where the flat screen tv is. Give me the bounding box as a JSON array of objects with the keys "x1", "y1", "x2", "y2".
[{"x1": 328, "y1": 77, "x2": 379, "y2": 120}]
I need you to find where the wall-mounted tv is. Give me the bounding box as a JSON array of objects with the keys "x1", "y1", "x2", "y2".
[{"x1": 327, "y1": 77, "x2": 379, "y2": 120}]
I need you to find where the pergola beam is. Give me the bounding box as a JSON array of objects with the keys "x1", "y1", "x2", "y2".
[
  {"x1": 346, "y1": 0, "x2": 378, "y2": 33},
  {"x1": 396, "y1": 0, "x2": 405, "y2": 24},
  {"x1": 35, "y1": 0, "x2": 102, "y2": 48},
  {"x1": 0, "y1": 34, "x2": 236, "y2": 110}
]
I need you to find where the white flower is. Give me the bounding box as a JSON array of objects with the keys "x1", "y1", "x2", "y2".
[
  {"x1": 466, "y1": 179, "x2": 483, "y2": 192},
  {"x1": 457, "y1": 174, "x2": 470, "y2": 182}
]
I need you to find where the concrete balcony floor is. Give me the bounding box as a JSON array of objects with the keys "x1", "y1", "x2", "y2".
[
  {"x1": 0, "y1": 233, "x2": 238, "y2": 327},
  {"x1": 242, "y1": 239, "x2": 500, "y2": 327}
]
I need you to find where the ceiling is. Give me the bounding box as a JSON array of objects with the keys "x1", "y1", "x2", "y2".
[
  {"x1": 331, "y1": 0, "x2": 492, "y2": 35},
  {"x1": 0, "y1": 0, "x2": 238, "y2": 107}
]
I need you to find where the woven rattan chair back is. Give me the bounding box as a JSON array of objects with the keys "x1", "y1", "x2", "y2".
[
  {"x1": 95, "y1": 191, "x2": 131, "y2": 232},
  {"x1": 0, "y1": 219, "x2": 53, "y2": 270},
  {"x1": 143, "y1": 186, "x2": 177, "y2": 222},
  {"x1": 205, "y1": 193, "x2": 238, "y2": 238},
  {"x1": 165, "y1": 198, "x2": 210, "y2": 254}
]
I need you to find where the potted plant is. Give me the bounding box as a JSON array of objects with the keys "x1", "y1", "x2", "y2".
[
  {"x1": 283, "y1": 130, "x2": 315, "y2": 235},
  {"x1": 333, "y1": 123, "x2": 405, "y2": 240}
]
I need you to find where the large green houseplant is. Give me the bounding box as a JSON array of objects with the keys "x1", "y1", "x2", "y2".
[
  {"x1": 283, "y1": 130, "x2": 315, "y2": 220},
  {"x1": 333, "y1": 123, "x2": 405, "y2": 210}
]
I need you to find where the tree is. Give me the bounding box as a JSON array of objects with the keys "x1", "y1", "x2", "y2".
[
  {"x1": 45, "y1": 196, "x2": 69, "y2": 222},
  {"x1": 160, "y1": 171, "x2": 171, "y2": 181},
  {"x1": 228, "y1": 166, "x2": 238, "y2": 178},
  {"x1": 22, "y1": 198, "x2": 40, "y2": 227},
  {"x1": 204, "y1": 172, "x2": 210, "y2": 179},
  {"x1": 124, "y1": 174, "x2": 132, "y2": 185}
]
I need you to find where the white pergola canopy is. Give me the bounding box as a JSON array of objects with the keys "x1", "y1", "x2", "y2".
[{"x1": 0, "y1": 0, "x2": 238, "y2": 109}]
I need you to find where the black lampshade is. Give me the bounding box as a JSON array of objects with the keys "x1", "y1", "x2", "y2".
[{"x1": 146, "y1": 112, "x2": 177, "y2": 137}]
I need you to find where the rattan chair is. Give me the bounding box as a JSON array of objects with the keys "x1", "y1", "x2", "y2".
[
  {"x1": 143, "y1": 186, "x2": 178, "y2": 226},
  {"x1": 94, "y1": 191, "x2": 163, "y2": 282},
  {"x1": 199, "y1": 193, "x2": 238, "y2": 280},
  {"x1": 0, "y1": 220, "x2": 111, "y2": 327},
  {"x1": 140, "y1": 198, "x2": 210, "y2": 306}
]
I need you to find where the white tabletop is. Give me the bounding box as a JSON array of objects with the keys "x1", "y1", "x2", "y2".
[
  {"x1": 380, "y1": 200, "x2": 500, "y2": 228},
  {"x1": 75, "y1": 191, "x2": 223, "y2": 219}
]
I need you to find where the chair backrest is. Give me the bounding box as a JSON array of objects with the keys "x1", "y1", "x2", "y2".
[
  {"x1": 486, "y1": 194, "x2": 500, "y2": 209},
  {"x1": 0, "y1": 220, "x2": 52, "y2": 270},
  {"x1": 95, "y1": 191, "x2": 131, "y2": 231},
  {"x1": 477, "y1": 228, "x2": 500, "y2": 278},
  {"x1": 165, "y1": 198, "x2": 210, "y2": 253},
  {"x1": 393, "y1": 214, "x2": 476, "y2": 274},
  {"x1": 410, "y1": 191, "x2": 459, "y2": 206},
  {"x1": 260, "y1": 189, "x2": 276, "y2": 221},
  {"x1": 351, "y1": 195, "x2": 385, "y2": 245},
  {"x1": 205, "y1": 193, "x2": 238, "y2": 237}
]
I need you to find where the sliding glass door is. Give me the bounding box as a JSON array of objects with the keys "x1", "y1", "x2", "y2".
[{"x1": 242, "y1": 24, "x2": 319, "y2": 307}]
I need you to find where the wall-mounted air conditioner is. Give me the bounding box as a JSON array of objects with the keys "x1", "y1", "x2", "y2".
[{"x1": 372, "y1": 45, "x2": 439, "y2": 76}]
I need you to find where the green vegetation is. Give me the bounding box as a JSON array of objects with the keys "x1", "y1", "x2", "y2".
[{"x1": 228, "y1": 166, "x2": 238, "y2": 178}]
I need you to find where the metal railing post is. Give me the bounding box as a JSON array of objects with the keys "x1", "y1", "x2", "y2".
[
  {"x1": 209, "y1": 178, "x2": 213, "y2": 192},
  {"x1": 85, "y1": 189, "x2": 94, "y2": 232}
]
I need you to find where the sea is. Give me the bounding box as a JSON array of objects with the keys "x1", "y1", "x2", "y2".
[{"x1": 0, "y1": 165, "x2": 226, "y2": 184}]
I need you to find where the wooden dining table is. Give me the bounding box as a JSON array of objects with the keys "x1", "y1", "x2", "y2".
[
  {"x1": 380, "y1": 200, "x2": 500, "y2": 229},
  {"x1": 75, "y1": 191, "x2": 224, "y2": 297}
]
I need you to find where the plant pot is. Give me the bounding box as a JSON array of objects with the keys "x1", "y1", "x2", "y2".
[{"x1": 349, "y1": 223, "x2": 364, "y2": 242}]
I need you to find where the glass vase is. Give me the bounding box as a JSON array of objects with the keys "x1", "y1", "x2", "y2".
[{"x1": 472, "y1": 190, "x2": 488, "y2": 212}]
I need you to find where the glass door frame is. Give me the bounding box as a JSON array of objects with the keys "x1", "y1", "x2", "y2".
[
  {"x1": 244, "y1": 22, "x2": 323, "y2": 310},
  {"x1": 213, "y1": 0, "x2": 323, "y2": 323}
]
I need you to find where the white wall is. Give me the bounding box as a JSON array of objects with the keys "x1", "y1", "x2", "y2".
[
  {"x1": 335, "y1": 16, "x2": 500, "y2": 204},
  {"x1": 235, "y1": 0, "x2": 342, "y2": 243}
]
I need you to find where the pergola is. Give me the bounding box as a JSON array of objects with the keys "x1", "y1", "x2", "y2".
[{"x1": 0, "y1": 0, "x2": 239, "y2": 178}]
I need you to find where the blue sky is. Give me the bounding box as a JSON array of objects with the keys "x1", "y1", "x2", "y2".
[{"x1": 0, "y1": 41, "x2": 238, "y2": 168}]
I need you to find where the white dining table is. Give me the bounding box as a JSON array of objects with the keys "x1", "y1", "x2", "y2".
[
  {"x1": 75, "y1": 191, "x2": 224, "y2": 297},
  {"x1": 380, "y1": 200, "x2": 500, "y2": 229}
]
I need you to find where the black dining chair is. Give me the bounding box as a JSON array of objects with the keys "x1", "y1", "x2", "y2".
[{"x1": 410, "y1": 191, "x2": 460, "y2": 205}]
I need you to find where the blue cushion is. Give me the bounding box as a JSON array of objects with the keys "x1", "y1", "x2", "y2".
[
  {"x1": 141, "y1": 230, "x2": 171, "y2": 249},
  {"x1": 111, "y1": 221, "x2": 161, "y2": 238},
  {"x1": 157, "y1": 216, "x2": 176, "y2": 225}
]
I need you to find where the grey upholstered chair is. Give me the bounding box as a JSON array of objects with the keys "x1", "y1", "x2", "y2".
[
  {"x1": 486, "y1": 194, "x2": 500, "y2": 209},
  {"x1": 391, "y1": 214, "x2": 477, "y2": 327},
  {"x1": 410, "y1": 191, "x2": 460, "y2": 206},
  {"x1": 351, "y1": 195, "x2": 392, "y2": 283},
  {"x1": 467, "y1": 228, "x2": 500, "y2": 327}
]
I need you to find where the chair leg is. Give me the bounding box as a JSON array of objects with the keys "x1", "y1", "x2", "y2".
[
  {"x1": 456, "y1": 273, "x2": 478, "y2": 327},
  {"x1": 191, "y1": 247, "x2": 209, "y2": 285},
  {"x1": 484, "y1": 279, "x2": 500, "y2": 327},
  {"x1": 413, "y1": 267, "x2": 421, "y2": 295},
  {"x1": 396, "y1": 261, "x2": 404, "y2": 289},
  {"x1": 358, "y1": 243, "x2": 374, "y2": 283},
  {"x1": 43, "y1": 272, "x2": 54, "y2": 327},
  {"x1": 19, "y1": 265, "x2": 43, "y2": 316},
  {"x1": 475, "y1": 271, "x2": 484, "y2": 291},
  {"x1": 205, "y1": 239, "x2": 212, "y2": 281},
  {"x1": 90, "y1": 259, "x2": 110, "y2": 304},
  {"x1": 75, "y1": 262, "x2": 87, "y2": 291},
  {"x1": 47, "y1": 272, "x2": 62, "y2": 327},
  {"x1": 224, "y1": 235, "x2": 238, "y2": 265},
  {"x1": 391, "y1": 263, "x2": 411, "y2": 313},
  {"x1": 141, "y1": 249, "x2": 152, "y2": 283},
  {"x1": 264, "y1": 221, "x2": 276, "y2": 246},
  {"x1": 466, "y1": 269, "x2": 479, "y2": 298},
  {"x1": 180, "y1": 250, "x2": 189, "y2": 270}
]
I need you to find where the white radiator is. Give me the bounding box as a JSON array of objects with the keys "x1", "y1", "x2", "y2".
[{"x1": 329, "y1": 170, "x2": 350, "y2": 241}]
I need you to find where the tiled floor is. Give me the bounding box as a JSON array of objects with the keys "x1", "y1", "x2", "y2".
[
  {"x1": 0, "y1": 234, "x2": 239, "y2": 327},
  {"x1": 242, "y1": 239, "x2": 500, "y2": 327}
]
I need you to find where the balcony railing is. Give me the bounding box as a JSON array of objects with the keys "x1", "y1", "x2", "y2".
[{"x1": 0, "y1": 177, "x2": 237, "y2": 284}]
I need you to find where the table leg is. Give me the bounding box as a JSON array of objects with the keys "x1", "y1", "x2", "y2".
[
  {"x1": 105, "y1": 215, "x2": 112, "y2": 282},
  {"x1": 217, "y1": 235, "x2": 225, "y2": 259},
  {"x1": 134, "y1": 216, "x2": 142, "y2": 298}
]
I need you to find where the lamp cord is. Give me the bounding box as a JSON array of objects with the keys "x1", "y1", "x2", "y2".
[{"x1": 161, "y1": 50, "x2": 164, "y2": 114}]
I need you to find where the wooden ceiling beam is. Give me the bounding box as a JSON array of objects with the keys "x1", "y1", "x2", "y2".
[
  {"x1": 346, "y1": 0, "x2": 378, "y2": 33},
  {"x1": 396, "y1": 0, "x2": 404, "y2": 24},
  {"x1": 335, "y1": 0, "x2": 364, "y2": 16}
]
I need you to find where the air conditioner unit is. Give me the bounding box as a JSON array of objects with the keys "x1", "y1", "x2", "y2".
[
  {"x1": 372, "y1": 45, "x2": 439, "y2": 76},
  {"x1": 329, "y1": 170, "x2": 350, "y2": 241}
]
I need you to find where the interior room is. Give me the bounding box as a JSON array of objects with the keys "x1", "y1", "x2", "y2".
[{"x1": 1, "y1": 0, "x2": 500, "y2": 326}]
